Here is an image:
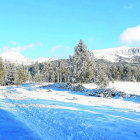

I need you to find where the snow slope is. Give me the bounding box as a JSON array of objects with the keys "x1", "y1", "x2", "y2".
[
  {"x1": 0, "y1": 82, "x2": 140, "y2": 139},
  {"x1": 0, "y1": 51, "x2": 56, "y2": 64},
  {"x1": 0, "y1": 51, "x2": 31, "y2": 64},
  {"x1": 32, "y1": 57, "x2": 57, "y2": 63},
  {"x1": 92, "y1": 46, "x2": 140, "y2": 63}
]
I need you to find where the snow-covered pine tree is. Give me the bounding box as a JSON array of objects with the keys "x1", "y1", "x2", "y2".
[
  {"x1": 27, "y1": 70, "x2": 32, "y2": 82},
  {"x1": 113, "y1": 66, "x2": 119, "y2": 81},
  {"x1": 59, "y1": 61, "x2": 65, "y2": 83},
  {"x1": 137, "y1": 67, "x2": 140, "y2": 82},
  {"x1": 119, "y1": 64, "x2": 123, "y2": 81},
  {"x1": 49, "y1": 62, "x2": 56, "y2": 83},
  {"x1": 23, "y1": 65, "x2": 32, "y2": 82},
  {"x1": 4, "y1": 61, "x2": 17, "y2": 85},
  {"x1": 13, "y1": 64, "x2": 18, "y2": 85},
  {"x1": 131, "y1": 67, "x2": 137, "y2": 82},
  {"x1": 63, "y1": 61, "x2": 70, "y2": 83},
  {"x1": 42, "y1": 62, "x2": 49, "y2": 82},
  {"x1": 4, "y1": 59, "x2": 9, "y2": 85},
  {"x1": 94, "y1": 65, "x2": 109, "y2": 88},
  {"x1": 126, "y1": 65, "x2": 132, "y2": 81},
  {"x1": 0, "y1": 57, "x2": 5, "y2": 86},
  {"x1": 70, "y1": 39, "x2": 95, "y2": 85},
  {"x1": 33, "y1": 62, "x2": 42, "y2": 83},
  {"x1": 17, "y1": 65, "x2": 26, "y2": 85},
  {"x1": 55, "y1": 61, "x2": 60, "y2": 83}
]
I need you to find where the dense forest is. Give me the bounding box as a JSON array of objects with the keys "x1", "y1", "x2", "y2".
[{"x1": 0, "y1": 39, "x2": 140, "y2": 87}]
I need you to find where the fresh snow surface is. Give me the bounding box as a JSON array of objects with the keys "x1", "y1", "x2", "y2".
[
  {"x1": 92, "y1": 46, "x2": 140, "y2": 62},
  {"x1": 0, "y1": 82, "x2": 140, "y2": 139},
  {"x1": 84, "y1": 81, "x2": 140, "y2": 95},
  {"x1": 108, "y1": 81, "x2": 140, "y2": 95}
]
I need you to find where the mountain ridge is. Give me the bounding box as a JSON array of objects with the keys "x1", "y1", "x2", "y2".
[
  {"x1": 0, "y1": 46, "x2": 140, "y2": 64},
  {"x1": 0, "y1": 51, "x2": 56, "y2": 64},
  {"x1": 92, "y1": 46, "x2": 140, "y2": 63},
  {"x1": 0, "y1": 51, "x2": 30, "y2": 64}
]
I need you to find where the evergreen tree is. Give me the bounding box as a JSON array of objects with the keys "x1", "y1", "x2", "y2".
[
  {"x1": 70, "y1": 39, "x2": 95, "y2": 85},
  {"x1": 24, "y1": 66, "x2": 32, "y2": 82},
  {"x1": 56, "y1": 61, "x2": 60, "y2": 83},
  {"x1": 94, "y1": 66, "x2": 109, "y2": 88},
  {"x1": 4, "y1": 61, "x2": 17, "y2": 85},
  {"x1": 125, "y1": 65, "x2": 132, "y2": 81},
  {"x1": 50, "y1": 62, "x2": 56, "y2": 83},
  {"x1": 119, "y1": 64, "x2": 123, "y2": 80},
  {"x1": 63, "y1": 61, "x2": 70, "y2": 83},
  {"x1": 59, "y1": 61, "x2": 65, "y2": 83},
  {"x1": 42, "y1": 62, "x2": 49, "y2": 82},
  {"x1": 33, "y1": 62, "x2": 42, "y2": 82},
  {"x1": 0, "y1": 57, "x2": 5, "y2": 86},
  {"x1": 17, "y1": 65, "x2": 26, "y2": 85}
]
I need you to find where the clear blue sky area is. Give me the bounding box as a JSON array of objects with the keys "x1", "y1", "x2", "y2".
[{"x1": 0, "y1": 0, "x2": 140, "y2": 59}]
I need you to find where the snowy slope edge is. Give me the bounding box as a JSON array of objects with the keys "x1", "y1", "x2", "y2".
[
  {"x1": 0, "y1": 51, "x2": 56, "y2": 64},
  {"x1": 92, "y1": 46, "x2": 140, "y2": 63}
]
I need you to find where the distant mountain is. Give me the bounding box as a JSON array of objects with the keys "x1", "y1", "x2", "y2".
[
  {"x1": 0, "y1": 51, "x2": 31, "y2": 64},
  {"x1": 1, "y1": 46, "x2": 140, "y2": 65},
  {"x1": 32, "y1": 57, "x2": 57, "y2": 63},
  {"x1": 92, "y1": 46, "x2": 140, "y2": 63},
  {"x1": 0, "y1": 51, "x2": 56, "y2": 64}
]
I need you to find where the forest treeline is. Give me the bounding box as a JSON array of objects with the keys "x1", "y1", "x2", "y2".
[{"x1": 0, "y1": 39, "x2": 140, "y2": 87}]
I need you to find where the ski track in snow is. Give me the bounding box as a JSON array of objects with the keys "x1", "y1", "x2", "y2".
[{"x1": 0, "y1": 82, "x2": 140, "y2": 140}]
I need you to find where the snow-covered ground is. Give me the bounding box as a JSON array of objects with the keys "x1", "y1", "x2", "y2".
[
  {"x1": 84, "y1": 81, "x2": 140, "y2": 95},
  {"x1": 0, "y1": 82, "x2": 140, "y2": 140}
]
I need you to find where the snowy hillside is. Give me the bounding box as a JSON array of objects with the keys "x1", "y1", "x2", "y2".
[
  {"x1": 92, "y1": 46, "x2": 140, "y2": 63},
  {"x1": 0, "y1": 51, "x2": 56, "y2": 64},
  {"x1": 32, "y1": 57, "x2": 57, "y2": 63},
  {"x1": 1, "y1": 46, "x2": 140, "y2": 64},
  {"x1": 0, "y1": 82, "x2": 140, "y2": 139},
  {"x1": 0, "y1": 51, "x2": 31, "y2": 64}
]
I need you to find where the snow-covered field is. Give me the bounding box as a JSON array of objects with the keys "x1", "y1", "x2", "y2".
[
  {"x1": 84, "y1": 81, "x2": 140, "y2": 95},
  {"x1": 0, "y1": 82, "x2": 140, "y2": 140}
]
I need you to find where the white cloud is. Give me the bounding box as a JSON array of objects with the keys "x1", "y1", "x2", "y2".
[
  {"x1": 88, "y1": 37, "x2": 94, "y2": 42},
  {"x1": 120, "y1": 25, "x2": 140, "y2": 43},
  {"x1": 28, "y1": 43, "x2": 34, "y2": 48},
  {"x1": 49, "y1": 45, "x2": 71, "y2": 59},
  {"x1": 37, "y1": 42, "x2": 42, "y2": 47},
  {"x1": 50, "y1": 45, "x2": 71, "y2": 55},
  {"x1": 1, "y1": 43, "x2": 34, "y2": 53},
  {"x1": 11, "y1": 41, "x2": 17, "y2": 45}
]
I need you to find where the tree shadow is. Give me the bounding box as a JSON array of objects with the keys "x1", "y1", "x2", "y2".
[{"x1": 0, "y1": 108, "x2": 41, "y2": 140}]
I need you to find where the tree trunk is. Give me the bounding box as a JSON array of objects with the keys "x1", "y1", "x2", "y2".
[
  {"x1": 60, "y1": 73, "x2": 62, "y2": 83},
  {"x1": 57, "y1": 73, "x2": 59, "y2": 83}
]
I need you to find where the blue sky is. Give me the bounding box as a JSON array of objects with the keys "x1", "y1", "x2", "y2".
[{"x1": 0, "y1": 0, "x2": 140, "y2": 59}]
